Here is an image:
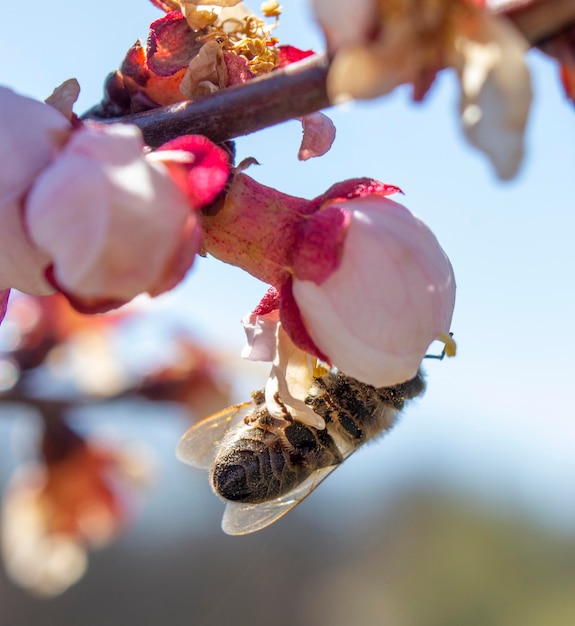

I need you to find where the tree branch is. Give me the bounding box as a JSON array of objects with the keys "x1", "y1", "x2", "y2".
[
  {"x1": 84, "y1": 0, "x2": 575, "y2": 148},
  {"x1": 85, "y1": 54, "x2": 330, "y2": 148}
]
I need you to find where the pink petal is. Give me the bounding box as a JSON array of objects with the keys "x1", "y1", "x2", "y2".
[
  {"x1": 0, "y1": 87, "x2": 70, "y2": 295},
  {"x1": 277, "y1": 46, "x2": 315, "y2": 68},
  {"x1": 292, "y1": 196, "x2": 455, "y2": 386},
  {"x1": 312, "y1": 0, "x2": 377, "y2": 50},
  {"x1": 298, "y1": 113, "x2": 336, "y2": 161},
  {"x1": 292, "y1": 204, "x2": 350, "y2": 283},
  {"x1": 156, "y1": 135, "x2": 231, "y2": 210}
]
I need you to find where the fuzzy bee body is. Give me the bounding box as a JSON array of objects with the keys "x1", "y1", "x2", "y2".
[
  {"x1": 211, "y1": 404, "x2": 343, "y2": 504},
  {"x1": 177, "y1": 370, "x2": 425, "y2": 534}
]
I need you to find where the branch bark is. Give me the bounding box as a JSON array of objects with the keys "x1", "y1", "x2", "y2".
[{"x1": 84, "y1": 0, "x2": 575, "y2": 148}]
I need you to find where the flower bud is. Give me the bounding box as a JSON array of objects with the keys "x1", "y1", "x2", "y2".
[
  {"x1": 230, "y1": 175, "x2": 456, "y2": 387},
  {"x1": 25, "y1": 123, "x2": 202, "y2": 310},
  {"x1": 291, "y1": 195, "x2": 455, "y2": 386}
]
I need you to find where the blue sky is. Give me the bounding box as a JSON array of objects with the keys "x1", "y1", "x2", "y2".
[{"x1": 2, "y1": 0, "x2": 575, "y2": 533}]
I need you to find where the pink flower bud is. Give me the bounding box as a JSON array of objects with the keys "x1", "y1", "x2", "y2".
[
  {"x1": 25, "y1": 123, "x2": 202, "y2": 309},
  {"x1": 207, "y1": 174, "x2": 455, "y2": 387},
  {"x1": 0, "y1": 86, "x2": 71, "y2": 295},
  {"x1": 206, "y1": 174, "x2": 455, "y2": 387},
  {"x1": 291, "y1": 195, "x2": 456, "y2": 386}
]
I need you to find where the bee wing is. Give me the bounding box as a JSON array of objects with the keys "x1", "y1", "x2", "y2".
[
  {"x1": 176, "y1": 402, "x2": 254, "y2": 470},
  {"x1": 221, "y1": 463, "x2": 342, "y2": 535}
]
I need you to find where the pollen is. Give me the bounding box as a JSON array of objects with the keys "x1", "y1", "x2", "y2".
[
  {"x1": 261, "y1": 1, "x2": 282, "y2": 19},
  {"x1": 204, "y1": 6, "x2": 282, "y2": 75}
]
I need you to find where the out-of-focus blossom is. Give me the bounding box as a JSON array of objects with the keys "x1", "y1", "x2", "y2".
[
  {"x1": 24, "y1": 123, "x2": 203, "y2": 311},
  {"x1": 538, "y1": 23, "x2": 575, "y2": 105},
  {"x1": 312, "y1": 0, "x2": 376, "y2": 50},
  {"x1": 453, "y1": 10, "x2": 531, "y2": 179},
  {"x1": 2, "y1": 467, "x2": 88, "y2": 596},
  {"x1": 0, "y1": 291, "x2": 233, "y2": 409},
  {"x1": 203, "y1": 173, "x2": 455, "y2": 387},
  {"x1": 0, "y1": 86, "x2": 71, "y2": 295},
  {"x1": 1, "y1": 420, "x2": 150, "y2": 596},
  {"x1": 137, "y1": 336, "x2": 232, "y2": 417},
  {"x1": 2, "y1": 295, "x2": 97, "y2": 373},
  {"x1": 312, "y1": 0, "x2": 532, "y2": 179}
]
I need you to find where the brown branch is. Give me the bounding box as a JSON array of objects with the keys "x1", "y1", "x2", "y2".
[
  {"x1": 85, "y1": 54, "x2": 330, "y2": 148},
  {"x1": 84, "y1": 0, "x2": 575, "y2": 148}
]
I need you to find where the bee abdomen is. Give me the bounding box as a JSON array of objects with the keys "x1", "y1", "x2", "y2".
[
  {"x1": 211, "y1": 437, "x2": 300, "y2": 504},
  {"x1": 211, "y1": 421, "x2": 342, "y2": 504}
]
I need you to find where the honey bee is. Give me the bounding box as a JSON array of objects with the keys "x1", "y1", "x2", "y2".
[{"x1": 177, "y1": 370, "x2": 425, "y2": 535}]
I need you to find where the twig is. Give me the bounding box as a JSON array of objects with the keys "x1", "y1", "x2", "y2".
[
  {"x1": 84, "y1": 0, "x2": 575, "y2": 147},
  {"x1": 85, "y1": 54, "x2": 330, "y2": 147}
]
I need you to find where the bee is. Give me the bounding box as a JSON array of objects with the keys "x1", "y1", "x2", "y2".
[{"x1": 177, "y1": 370, "x2": 425, "y2": 535}]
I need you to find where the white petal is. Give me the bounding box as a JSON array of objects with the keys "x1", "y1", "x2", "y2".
[
  {"x1": 265, "y1": 324, "x2": 326, "y2": 429},
  {"x1": 455, "y1": 14, "x2": 532, "y2": 180}
]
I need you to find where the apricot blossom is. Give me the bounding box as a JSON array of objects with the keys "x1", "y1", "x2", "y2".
[
  {"x1": 204, "y1": 174, "x2": 455, "y2": 387},
  {"x1": 1, "y1": 421, "x2": 149, "y2": 596},
  {"x1": 291, "y1": 195, "x2": 456, "y2": 387},
  {"x1": 24, "y1": 123, "x2": 204, "y2": 310},
  {"x1": 0, "y1": 83, "x2": 230, "y2": 315}
]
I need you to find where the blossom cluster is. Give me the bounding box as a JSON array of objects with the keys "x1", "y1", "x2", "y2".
[
  {"x1": 0, "y1": 0, "x2": 460, "y2": 388},
  {"x1": 12, "y1": 0, "x2": 558, "y2": 592}
]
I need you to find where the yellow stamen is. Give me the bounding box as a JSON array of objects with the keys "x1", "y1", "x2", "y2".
[
  {"x1": 313, "y1": 361, "x2": 330, "y2": 378},
  {"x1": 437, "y1": 331, "x2": 457, "y2": 357},
  {"x1": 261, "y1": 1, "x2": 282, "y2": 18}
]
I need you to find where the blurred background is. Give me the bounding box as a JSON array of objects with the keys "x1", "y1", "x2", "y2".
[{"x1": 1, "y1": 0, "x2": 575, "y2": 624}]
